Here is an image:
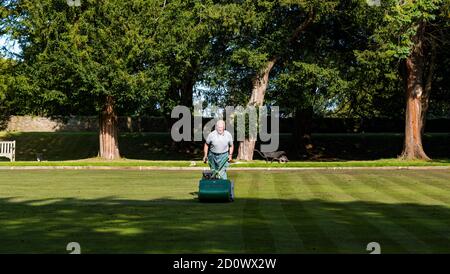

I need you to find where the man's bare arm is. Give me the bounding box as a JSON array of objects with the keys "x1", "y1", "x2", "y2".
[{"x1": 203, "y1": 143, "x2": 209, "y2": 163}]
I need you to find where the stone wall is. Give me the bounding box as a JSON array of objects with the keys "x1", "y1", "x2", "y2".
[
  {"x1": 6, "y1": 116, "x2": 99, "y2": 132},
  {"x1": 4, "y1": 115, "x2": 171, "y2": 132},
  {"x1": 3, "y1": 115, "x2": 450, "y2": 133}
]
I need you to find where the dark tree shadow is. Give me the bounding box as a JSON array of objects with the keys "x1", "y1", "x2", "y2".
[
  {"x1": 0, "y1": 114, "x2": 10, "y2": 131},
  {"x1": 1, "y1": 131, "x2": 449, "y2": 161},
  {"x1": 0, "y1": 196, "x2": 449, "y2": 254}
]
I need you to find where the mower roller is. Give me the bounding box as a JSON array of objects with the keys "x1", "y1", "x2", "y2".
[{"x1": 198, "y1": 155, "x2": 234, "y2": 202}]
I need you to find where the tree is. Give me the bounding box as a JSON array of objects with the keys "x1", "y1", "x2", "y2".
[
  {"x1": 153, "y1": 0, "x2": 215, "y2": 116},
  {"x1": 4, "y1": 0, "x2": 172, "y2": 159},
  {"x1": 358, "y1": 0, "x2": 449, "y2": 160},
  {"x1": 269, "y1": 0, "x2": 389, "y2": 157},
  {"x1": 3, "y1": 0, "x2": 222, "y2": 157},
  {"x1": 203, "y1": 0, "x2": 339, "y2": 160},
  {"x1": 0, "y1": 56, "x2": 13, "y2": 126},
  {"x1": 272, "y1": 62, "x2": 349, "y2": 157}
]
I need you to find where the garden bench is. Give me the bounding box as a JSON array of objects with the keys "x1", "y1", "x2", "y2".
[{"x1": 0, "y1": 141, "x2": 15, "y2": 161}]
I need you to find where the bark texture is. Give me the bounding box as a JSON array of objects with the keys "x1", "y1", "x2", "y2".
[
  {"x1": 99, "y1": 96, "x2": 120, "y2": 160},
  {"x1": 400, "y1": 22, "x2": 430, "y2": 160}
]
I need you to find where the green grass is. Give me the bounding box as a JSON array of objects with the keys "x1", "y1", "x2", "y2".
[
  {"x1": 0, "y1": 158, "x2": 449, "y2": 167},
  {"x1": 0, "y1": 169, "x2": 450, "y2": 253}
]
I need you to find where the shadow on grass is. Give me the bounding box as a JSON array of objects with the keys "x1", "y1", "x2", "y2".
[
  {"x1": 0, "y1": 132, "x2": 199, "y2": 161},
  {"x1": 433, "y1": 159, "x2": 450, "y2": 164},
  {"x1": 0, "y1": 196, "x2": 449, "y2": 254},
  {"x1": 1, "y1": 131, "x2": 449, "y2": 161}
]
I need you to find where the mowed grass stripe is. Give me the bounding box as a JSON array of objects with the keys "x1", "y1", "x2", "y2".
[
  {"x1": 345, "y1": 172, "x2": 445, "y2": 253},
  {"x1": 313, "y1": 171, "x2": 408, "y2": 253},
  {"x1": 356, "y1": 172, "x2": 448, "y2": 251},
  {"x1": 388, "y1": 173, "x2": 450, "y2": 207},
  {"x1": 1, "y1": 170, "x2": 449, "y2": 253},
  {"x1": 273, "y1": 172, "x2": 340, "y2": 253},
  {"x1": 229, "y1": 171, "x2": 252, "y2": 252},
  {"x1": 293, "y1": 172, "x2": 360, "y2": 253},
  {"x1": 366, "y1": 173, "x2": 450, "y2": 244},
  {"x1": 366, "y1": 172, "x2": 450, "y2": 252},
  {"x1": 308, "y1": 171, "x2": 397, "y2": 253},
  {"x1": 0, "y1": 170, "x2": 244, "y2": 253},
  {"x1": 0, "y1": 170, "x2": 199, "y2": 202},
  {"x1": 255, "y1": 172, "x2": 304, "y2": 253},
  {"x1": 320, "y1": 171, "x2": 430, "y2": 253},
  {"x1": 405, "y1": 171, "x2": 450, "y2": 195},
  {"x1": 241, "y1": 172, "x2": 276, "y2": 253},
  {"x1": 420, "y1": 171, "x2": 450, "y2": 184}
]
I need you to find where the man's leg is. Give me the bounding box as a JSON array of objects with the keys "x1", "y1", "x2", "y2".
[
  {"x1": 209, "y1": 152, "x2": 225, "y2": 179},
  {"x1": 217, "y1": 152, "x2": 228, "y2": 179},
  {"x1": 207, "y1": 152, "x2": 218, "y2": 173},
  {"x1": 220, "y1": 169, "x2": 227, "y2": 180}
]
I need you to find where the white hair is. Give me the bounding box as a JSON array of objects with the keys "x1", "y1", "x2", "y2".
[{"x1": 216, "y1": 120, "x2": 225, "y2": 127}]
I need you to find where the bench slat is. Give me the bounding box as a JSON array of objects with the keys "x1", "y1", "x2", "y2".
[{"x1": 0, "y1": 141, "x2": 16, "y2": 162}]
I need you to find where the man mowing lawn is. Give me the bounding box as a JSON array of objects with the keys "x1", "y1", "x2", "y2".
[
  {"x1": 203, "y1": 120, "x2": 234, "y2": 180},
  {"x1": 198, "y1": 120, "x2": 235, "y2": 202}
]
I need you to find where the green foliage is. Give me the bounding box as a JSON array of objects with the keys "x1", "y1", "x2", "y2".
[
  {"x1": 2, "y1": 0, "x2": 216, "y2": 116},
  {"x1": 349, "y1": 0, "x2": 449, "y2": 119},
  {"x1": 2, "y1": 1, "x2": 158, "y2": 114},
  {"x1": 201, "y1": 0, "x2": 341, "y2": 109},
  {"x1": 1, "y1": 0, "x2": 448, "y2": 122},
  {"x1": 272, "y1": 61, "x2": 349, "y2": 116},
  {"x1": 367, "y1": 0, "x2": 444, "y2": 60}
]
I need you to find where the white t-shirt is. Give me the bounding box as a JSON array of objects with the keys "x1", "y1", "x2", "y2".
[{"x1": 206, "y1": 130, "x2": 233, "y2": 154}]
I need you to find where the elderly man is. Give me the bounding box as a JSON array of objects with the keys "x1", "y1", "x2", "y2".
[{"x1": 203, "y1": 120, "x2": 234, "y2": 179}]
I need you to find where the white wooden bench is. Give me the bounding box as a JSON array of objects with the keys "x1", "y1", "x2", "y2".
[{"x1": 0, "y1": 141, "x2": 15, "y2": 162}]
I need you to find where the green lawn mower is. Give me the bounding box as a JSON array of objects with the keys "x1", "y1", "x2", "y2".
[{"x1": 198, "y1": 156, "x2": 235, "y2": 202}]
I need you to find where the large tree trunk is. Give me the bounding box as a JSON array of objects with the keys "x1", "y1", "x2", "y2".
[
  {"x1": 99, "y1": 96, "x2": 120, "y2": 160},
  {"x1": 400, "y1": 23, "x2": 430, "y2": 160},
  {"x1": 237, "y1": 139, "x2": 257, "y2": 161},
  {"x1": 237, "y1": 59, "x2": 276, "y2": 161}
]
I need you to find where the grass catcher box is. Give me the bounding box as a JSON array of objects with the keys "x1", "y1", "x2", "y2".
[{"x1": 198, "y1": 178, "x2": 234, "y2": 202}]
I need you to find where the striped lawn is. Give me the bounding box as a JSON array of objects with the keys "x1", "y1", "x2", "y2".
[{"x1": 0, "y1": 169, "x2": 449, "y2": 253}]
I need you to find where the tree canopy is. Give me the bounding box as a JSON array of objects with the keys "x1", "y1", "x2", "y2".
[{"x1": 1, "y1": 0, "x2": 449, "y2": 160}]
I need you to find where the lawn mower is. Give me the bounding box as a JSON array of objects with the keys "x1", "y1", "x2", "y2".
[{"x1": 198, "y1": 155, "x2": 234, "y2": 202}]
